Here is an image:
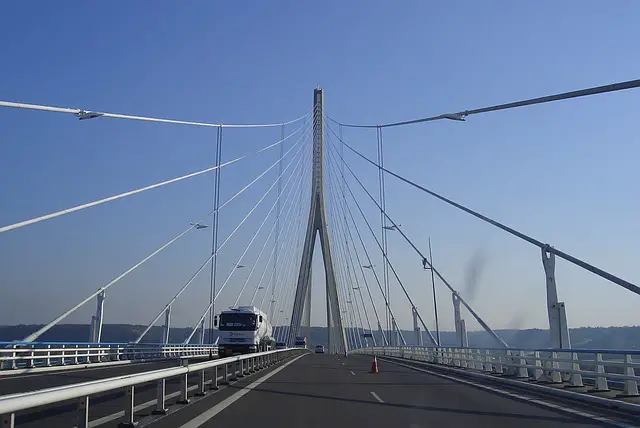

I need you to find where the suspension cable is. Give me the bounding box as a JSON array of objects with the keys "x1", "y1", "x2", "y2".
[
  {"x1": 256, "y1": 126, "x2": 314, "y2": 310},
  {"x1": 328, "y1": 78, "x2": 640, "y2": 128},
  {"x1": 135, "y1": 133, "x2": 310, "y2": 343},
  {"x1": 226, "y1": 139, "x2": 309, "y2": 305},
  {"x1": 247, "y1": 141, "x2": 311, "y2": 308},
  {"x1": 327, "y1": 178, "x2": 367, "y2": 348},
  {"x1": 270, "y1": 172, "x2": 311, "y2": 339},
  {"x1": 1, "y1": 120, "x2": 308, "y2": 234},
  {"x1": 0, "y1": 100, "x2": 310, "y2": 129},
  {"x1": 184, "y1": 140, "x2": 310, "y2": 344},
  {"x1": 325, "y1": 139, "x2": 432, "y2": 345},
  {"x1": 208, "y1": 126, "x2": 223, "y2": 345},
  {"x1": 231, "y1": 151, "x2": 309, "y2": 308},
  {"x1": 18, "y1": 122, "x2": 314, "y2": 343},
  {"x1": 325, "y1": 124, "x2": 640, "y2": 297},
  {"x1": 326, "y1": 131, "x2": 507, "y2": 347},
  {"x1": 330, "y1": 179, "x2": 378, "y2": 346},
  {"x1": 325, "y1": 158, "x2": 397, "y2": 346},
  {"x1": 332, "y1": 172, "x2": 385, "y2": 346},
  {"x1": 326, "y1": 154, "x2": 405, "y2": 346}
]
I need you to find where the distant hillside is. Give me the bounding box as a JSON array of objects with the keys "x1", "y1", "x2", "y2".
[{"x1": 1, "y1": 324, "x2": 638, "y2": 350}]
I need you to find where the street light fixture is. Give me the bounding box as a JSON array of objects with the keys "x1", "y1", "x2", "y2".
[
  {"x1": 362, "y1": 264, "x2": 375, "y2": 269},
  {"x1": 190, "y1": 222, "x2": 209, "y2": 229},
  {"x1": 382, "y1": 224, "x2": 401, "y2": 231}
]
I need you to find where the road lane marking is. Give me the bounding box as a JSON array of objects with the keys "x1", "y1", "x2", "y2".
[
  {"x1": 370, "y1": 391, "x2": 384, "y2": 403},
  {"x1": 350, "y1": 370, "x2": 355, "y2": 375},
  {"x1": 179, "y1": 353, "x2": 307, "y2": 428}
]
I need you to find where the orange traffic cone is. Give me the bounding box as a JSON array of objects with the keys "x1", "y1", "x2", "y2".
[{"x1": 370, "y1": 356, "x2": 379, "y2": 374}]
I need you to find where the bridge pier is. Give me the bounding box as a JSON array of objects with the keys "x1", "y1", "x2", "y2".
[
  {"x1": 89, "y1": 290, "x2": 105, "y2": 343},
  {"x1": 542, "y1": 246, "x2": 571, "y2": 351},
  {"x1": 162, "y1": 306, "x2": 171, "y2": 345}
]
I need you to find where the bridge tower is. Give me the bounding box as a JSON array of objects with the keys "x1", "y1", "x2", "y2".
[{"x1": 288, "y1": 89, "x2": 347, "y2": 354}]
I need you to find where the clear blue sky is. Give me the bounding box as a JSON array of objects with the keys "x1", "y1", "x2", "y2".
[{"x1": 1, "y1": 1, "x2": 639, "y2": 336}]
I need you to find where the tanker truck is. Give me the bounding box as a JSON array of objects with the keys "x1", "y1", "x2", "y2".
[{"x1": 214, "y1": 306, "x2": 276, "y2": 357}]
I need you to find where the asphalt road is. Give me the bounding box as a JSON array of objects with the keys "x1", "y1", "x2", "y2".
[{"x1": 151, "y1": 353, "x2": 613, "y2": 428}]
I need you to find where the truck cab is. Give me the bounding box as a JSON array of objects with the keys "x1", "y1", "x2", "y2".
[{"x1": 215, "y1": 306, "x2": 274, "y2": 357}]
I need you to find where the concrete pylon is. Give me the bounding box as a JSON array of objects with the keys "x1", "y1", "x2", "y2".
[{"x1": 288, "y1": 89, "x2": 347, "y2": 354}]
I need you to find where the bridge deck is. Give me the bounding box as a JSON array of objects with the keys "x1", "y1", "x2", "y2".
[{"x1": 154, "y1": 353, "x2": 602, "y2": 428}]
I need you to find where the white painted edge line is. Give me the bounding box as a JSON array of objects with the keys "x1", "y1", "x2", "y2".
[
  {"x1": 381, "y1": 357, "x2": 636, "y2": 428},
  {"x1": 179, "y1": 353, "x2": 307, "y2": 428},
  {"x1": 370, "y1": 391, "x2": 384, "y2": 403}
]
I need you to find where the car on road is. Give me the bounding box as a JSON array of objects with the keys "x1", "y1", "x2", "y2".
[
  {"x1": 275, "y1": 342, "x2": 287, "y2": 350},
  {"x1": 314, "y1": 344, "x2": 325, "y2": 354}
]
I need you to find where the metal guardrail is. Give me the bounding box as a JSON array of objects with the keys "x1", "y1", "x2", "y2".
[
  {"x1": 0, "y1": 342, "x2": 218, "y2": 370},
  {"x1": 351, "y1": 346, "x2": 639, "y2": 397},
  {"x1": 0, "y1": 347, "x2": 304, "y2": 427}
]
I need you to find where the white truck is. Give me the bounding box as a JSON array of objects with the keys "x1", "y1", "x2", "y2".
[{"x1": 214, "y1": 306, "x2": 275, "y2": 357}]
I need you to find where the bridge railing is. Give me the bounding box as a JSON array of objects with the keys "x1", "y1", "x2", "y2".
[
  {"x1": 0, "y1": 342, "x2": 218, "y2": 371},
  {"x1": 0, "y1": 347, "x2": 303, "y2": 428},
  {"x1": 351, "y1": 346, "x2": 639, "y2": 397}
]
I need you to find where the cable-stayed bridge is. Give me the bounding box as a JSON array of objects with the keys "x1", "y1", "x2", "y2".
[{"x1": 0, "y1": 81, "x2": 639, "y2": 427}]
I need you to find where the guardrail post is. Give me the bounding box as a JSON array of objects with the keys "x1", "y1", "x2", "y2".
[
  {"x1": 550, "y1": 352, "x2": 562, "y2": 383},
  {"x1": 504, "y1": 350, "x2": 513, "y2": 375},
  {"x1": 60, "y1": 344, "x2": 66, "y2": 366},
  {"x1": 45, "y1": 344, "x2": 51, "y2": 367},
  {"x1": 590, "y1": 353, "x2": 609, "y2": 392},
  {"x1": 494, "y1": 352, "x2": 503, "y2": 374},
  {"x1": 517, "y1": 351, "x2": 529, "y2": 378},
  {"x1": 467, "y1": 349, "x2": 475, "y2": 370},
  {"x1": 622, "y1": 354, "x2": 639, "y2": 397},
  {"x1": 452, "y1": 348, "x2": 460, "y2": 367},
  {"x1": 533, "y1": 351, "x2": 544, "y2": 380},
  {"x1": 484, "y1": 350, "x2": 493, "y2": 372},
  {"x1": 153, "y1": 379, "x2": 168, "y2": 414},
  {"x1": 77, "y1": 396, "x2": 89, "y2": 428},
  {"x1": 210, "y1": 366, "x2": 219, "y2": 390},
  {"x1": 231, "y1": 361, "x2": 239, "y2": 380},
  {"x1": 27, "y1": 346, "x2": 35, "y2": 368},
  {"x1": 1, "y1": 413, "x2": 15, "y2": 428},
  {"x1": 221, "y1": 363, "x2": 230, "y2": 385},
  {"x1": 196, "y1": 370, "x2": 206, "y2": 396},
  {"x1": 178, "y1": 373, "x2": 190, "y2": 404},
  {"x1": 121, "y1": 385, "x2": 136, "y2": 427},
  {"x1": 237, "y1": 360, "x2": 245, "y2": 378},
  {"x1": 568, "y1": 352, "x2": 583, "y2": 387},
  {"x1": 73, "y1": 345, "x2": 79, "y2": 365}
]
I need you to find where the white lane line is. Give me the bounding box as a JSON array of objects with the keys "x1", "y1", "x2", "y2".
[
  {"x1": 370, "y1": 391, "x2": 384, "y2": 403},
  {"x1": 179, "y1": 354, "x2": 307, "y2": 428},
  {"x1": 350, "y1": 370, "x2": 355, "y2": 376},
  {"x1": 382, "y1": 358, "x2": 635, "y2": 428}
]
